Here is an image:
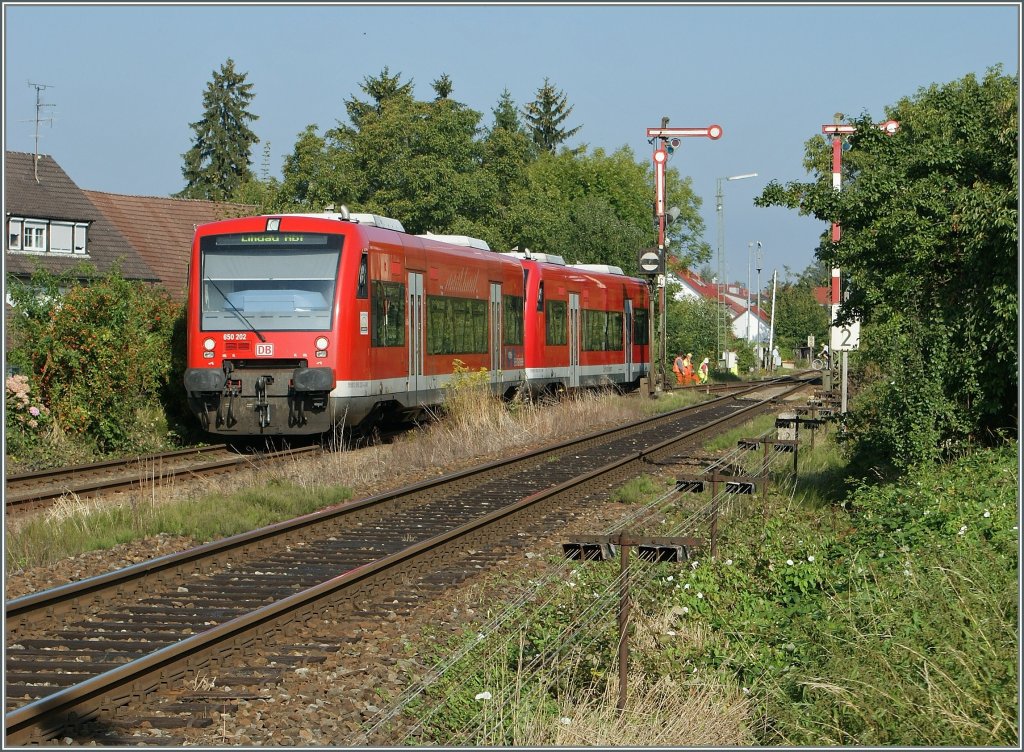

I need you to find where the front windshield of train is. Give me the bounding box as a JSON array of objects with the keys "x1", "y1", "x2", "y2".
[{"x1": 199, "y1": 232, "x2": 343, "y2": 332}]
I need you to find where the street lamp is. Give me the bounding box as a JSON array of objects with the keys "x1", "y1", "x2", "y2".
[
  {"x1": 755, "y1": 240, "x2": 764, "y2": 371},
  {"x1": 747, "y1": 241, "x2": 761, "y2": 342},
  {"x1": 715, "y1": 172, "x2": 757, "y2": 369}
]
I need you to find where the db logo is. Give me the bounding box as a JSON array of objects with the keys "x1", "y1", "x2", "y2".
[{"x1": 256, "y1": 343, "x2": 274, "y2": 357}]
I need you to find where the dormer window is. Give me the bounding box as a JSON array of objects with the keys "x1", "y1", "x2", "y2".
[{"x1": 6, "y1": 217, "x2": 88, "y2": 255}]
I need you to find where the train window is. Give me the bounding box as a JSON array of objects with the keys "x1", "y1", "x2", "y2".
[
  {"x1": 371, "y1": 280, "x2": 405, "y2": 347},
  {"x1": 545, "y1": 300, "x2": 567, "y2": 346},
  {"x1": 426, "y1": 295, "x2": 488, "y2": 355},
  {"x1": 581, "y1": 310, "x2": 623, "y2": 351},
  {"x1": 536, "y1": 280, "x2": 545, "y2": 312},
  {"x1": 503, "y1": 295, "x2": 524, "y2": 346},
  {"x1": 356, "y1": 254, "x2": 368, "y2": 299},
  {"x1": 633, "y1": 308, "x2": 650, "y2": 345},
  {"x1": 607, "y1": 311, "x2": 623, "y2": 350},
  {"x1": 582, "y1": 310, "x2": 606, "y2": 351},
  {"x1": 198, "y1": 236, "x2": 341, "y2": 332}
]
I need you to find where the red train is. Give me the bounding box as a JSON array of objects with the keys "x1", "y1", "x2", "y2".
[{"x1": 183, "y1": 210, "x2": 651, "y2": 436}]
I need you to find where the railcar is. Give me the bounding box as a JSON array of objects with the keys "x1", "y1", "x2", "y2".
[
  {"x1": 183, "y1": 210, "x2": 527, "y2": 436},
  {"x1": 504, "y1": 250, "x2": 651, "y2": 395}
]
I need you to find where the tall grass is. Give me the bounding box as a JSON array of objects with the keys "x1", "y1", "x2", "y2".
[{"x1": 5, "y1": 384, "x2": 672, "y2": 574}]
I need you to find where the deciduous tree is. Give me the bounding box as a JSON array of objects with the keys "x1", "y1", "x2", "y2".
[{"x1": 757, "y1": 66, "x2": 1017, "y2": 473}]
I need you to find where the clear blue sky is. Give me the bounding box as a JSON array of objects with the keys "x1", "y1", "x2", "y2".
[{"x1": 3, "y1": 2, "x2": 1019, "y2": 283}]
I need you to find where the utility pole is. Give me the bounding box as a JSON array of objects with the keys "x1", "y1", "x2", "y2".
[
  {"x1": 646, "y1": 119, "x2": 722, "y2": 387},
  {"x1": 27, "y1": 81, "x2": 55, "y2": 183}
]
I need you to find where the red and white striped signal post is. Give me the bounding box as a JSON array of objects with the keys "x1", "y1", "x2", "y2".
[
  {"x1": 646, "y1": 121, "x2": 723, "y2": 387},
  {"x1": 821, "y1": 116, "x2": 899, "y2": 411}
]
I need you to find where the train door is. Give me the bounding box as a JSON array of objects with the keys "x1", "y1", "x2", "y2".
[
  {"x1": 568, "y1": 292, "x2": 581, "y2": 388},
  {"x1": 408, "y1": 272, "x2": 424, "y2": 398},
  {"x1": 624, "y1": 298, "x2": 634, "y2": 383},
  {"x1": 490, "y1": 282, "x2": 503, "y2": 390}
]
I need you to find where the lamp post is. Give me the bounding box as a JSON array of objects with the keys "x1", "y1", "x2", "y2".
[
  {"x1": 715, "y1": 173, "x2": 757, "y2": 370},
  {"x1": 755, "y1": 241, "x2": 763, "y2": 371},
  {"x1": 747, "y1": 241, "x2": 760, "y2": 343}
]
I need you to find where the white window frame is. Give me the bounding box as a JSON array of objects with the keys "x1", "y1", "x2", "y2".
[
  {"x1": 6, "y1": 217, "x2": 90, "y2": 255},
  {"x1": 7, "y1": 217, "x2": 23, "y2": 251},
  {"x1": 50, "y1": 222, "x2": 73, "y2": 253},
  {"x1": 23, "y1": 222, "x2": 47, "y2": 252},
  {"x1": 73, "y1": 223, "x2": 88, "y2": 254}
]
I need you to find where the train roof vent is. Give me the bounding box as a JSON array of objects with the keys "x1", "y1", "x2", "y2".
[
  {"x1": 418, "y1": 232, "x2": 491, "y2": 251},
  {"x1": 571, "y1": 263, "x2": 625, "y2": 276},
  {"x1": 270, "y1": 206, "x2": 351, "y2": 222},
  {"x1": 501, "y1": 249, "x2": 567, "y2": 266},
  {"x1": 348, "y1": 213, "x2": 406, "y2": 233}
]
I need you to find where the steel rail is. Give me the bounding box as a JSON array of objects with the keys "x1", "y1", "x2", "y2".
[
  {"x1": 4, "y1": 379, "x2": 810, "y2": 744},
  {"x1": 4, "y1": 445, "x2": 320, "y2": 512}
]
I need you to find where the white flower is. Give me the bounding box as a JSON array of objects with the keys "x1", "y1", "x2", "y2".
[
  {"x1": 566, "y1": 581, "x2": 576, "y2": 588},
  {"x1": 696, "y1": 592, "x2": 704, "y2": 599},
  {"x1": 475, "y1": 691, "x2": 492, "y2": 701},
  {"x1": 666, "y1": 575, "x2": 674, "y2": 582},
  {"x1": 560, "y1": 717, "x2": 572, "y2": 726},
  {"x1": 786, "y1": 559, "x2": 794, "y2": 566},
  {"x1": 725, "y1": 559, "x2": 733, "y2": 566},
  {"x1": 683, "y1": 583, "x2": 691, "y2": 590},
  {"x1": 983, "y1": 511, "x2": 991, "y2": 518},
  {"x1": 742, "y1": 687, "x2": 750, "y2": 695},
  {"x1": 807, "y1": 555, "x2": 815, "y2": 563},
  {"x1": 682, "y1": 606, "x2": 689, "y2": 614},
  {"x1": 958, "y1": 525, "x2": 968, "y2": 536},
  {"x1": 903, "y1": 569, "x2": 911, "y2": 576}
]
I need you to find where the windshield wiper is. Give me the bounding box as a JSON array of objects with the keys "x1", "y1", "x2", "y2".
[{"x1": 204, "y1": 277, "x2": 267, "y2": 342}]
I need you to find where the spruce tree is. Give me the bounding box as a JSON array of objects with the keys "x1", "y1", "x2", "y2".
[
  {"x1": 178, "y1": 58, "x2": 259, "y2": 201},
  {"x1": 521, "y1": 78, "x2": 582, "y2": 153}
]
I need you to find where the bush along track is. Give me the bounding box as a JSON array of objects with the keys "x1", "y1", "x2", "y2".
[{"x1": 403, "y1": 440, "x2": 1018, "y2": 747}]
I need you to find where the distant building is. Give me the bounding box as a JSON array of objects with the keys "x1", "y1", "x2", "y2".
[
  {"x1": 5, "y1": 151, "x2": 157, "y2": 286},
  {"x1": 4, "y1": 151, "x2": 253, "y2": 302},
  {"x1": 667, "y1": 266, "x2": 769, "y2": 343}
]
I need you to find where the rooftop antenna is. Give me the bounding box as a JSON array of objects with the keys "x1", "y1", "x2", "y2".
[{"x1": 26, "y1": 81, "x2": 55, "y2": 183}]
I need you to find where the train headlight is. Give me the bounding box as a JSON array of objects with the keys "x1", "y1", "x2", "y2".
[
  {"x1": 203, "y1": 338, "x2": 216, "y2": 351},
  {"x1": 315, "y1": 336, "x2": 329, "y2": 350}
]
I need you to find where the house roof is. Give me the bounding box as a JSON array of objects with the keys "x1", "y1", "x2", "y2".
[
  {"x1": 4, "y1": 151, "x2": 158, "y2": 282},
  {"x1": 84, "y1": 191, "x2": 254, "y2": 301},
  {"x1": 813, "y1": 286, "x2": 832, "y2": 306},
  {"x1": 670, "y1": 266, "x2": 769, "y2": 322}
]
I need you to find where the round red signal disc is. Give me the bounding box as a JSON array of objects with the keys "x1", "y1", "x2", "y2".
[
  {"x1": 707, "y1": 124, "x2": 723, "y2": 140},
  {"x1": 653, "y1": 149, "x2": 668, "y2": 163}
]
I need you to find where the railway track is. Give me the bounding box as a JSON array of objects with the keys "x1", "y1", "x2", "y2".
[
  {"x1": 4, "y1": 376, "x2": 813, "y2": 745},
  {"x1": 3, "y1": 377, "x2": 789, "y2": 516},
  {"x1": 4, "y1": 444, "x2": 323, "y2": 515}
]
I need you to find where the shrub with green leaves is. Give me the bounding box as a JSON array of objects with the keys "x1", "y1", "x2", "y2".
[{"x1": 6, "y1": 267, "x2": 182, "y2": 455}]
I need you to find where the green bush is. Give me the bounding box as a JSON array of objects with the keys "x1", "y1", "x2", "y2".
[{"x1": 6, "y1": 267, "x2": 184, "y2": 455}]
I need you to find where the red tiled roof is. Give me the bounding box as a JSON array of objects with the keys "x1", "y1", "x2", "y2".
[
  {"x1": 813, "y1": 286, "x2": 831, "y2": 306},
  {"x1": 84, "y1": 191, "x2": 254, "y2": 301},
  {"x1": 5, "y1": 152, "x2": 157, "y2": 282}
]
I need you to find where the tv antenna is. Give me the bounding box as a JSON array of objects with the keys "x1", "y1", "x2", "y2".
[{"x1": 26, "y1": 81, "x2": 56, "y2": 182}]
